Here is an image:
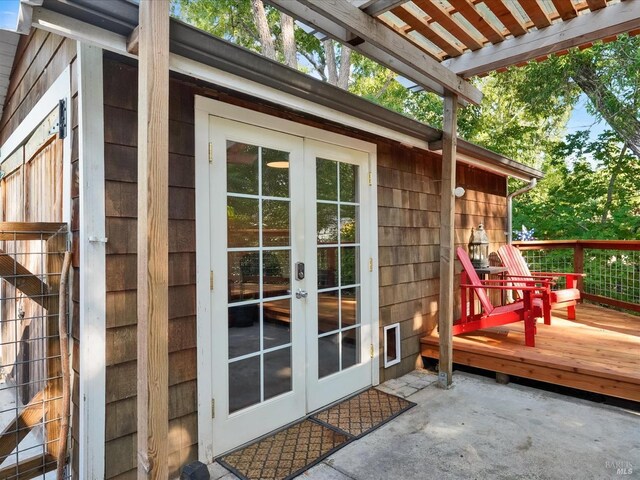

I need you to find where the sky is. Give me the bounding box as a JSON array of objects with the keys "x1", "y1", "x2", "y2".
[
  {"x1": 0, "y1": 0, "x2": 19, "y2": 31},
  {"x1": 566, "y1": 93, "x2": 609, "y2": 142}
]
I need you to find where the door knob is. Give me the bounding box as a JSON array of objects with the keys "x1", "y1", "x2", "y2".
[{"x1": 295, "y1": 289, "x2": 308, "y2": 299}]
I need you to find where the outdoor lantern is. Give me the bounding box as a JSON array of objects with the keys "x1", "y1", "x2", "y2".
[{"x1": 468, "y1": 223, "x2": 490, "y2": 268}]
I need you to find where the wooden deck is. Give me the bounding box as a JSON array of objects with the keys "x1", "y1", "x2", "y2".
[{"x1": 421, "y1": 304, "x2": 640, "y2": 402}]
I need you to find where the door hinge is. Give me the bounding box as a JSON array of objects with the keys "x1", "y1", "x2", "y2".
[
  {"x1": 370, "y1": 344, "x2": 374, "y2": 359},
  {"x1": 368, "y1": 171, "x2": 372, "y2": 186},
  {"x1": 210, "y1": 271, "x2": 214, "y2": 290},
  {"x1": 57, "y1": 99, "x2": 67, "y2": 139},
  {"x1": 211, "y1": 398, "x2": 216, "y2": 418},
  {"x1": 369, "y1": 257, "x2": 373, "y2": 272},
  {"x1": 208, "y1": 142, "x2": 213, "y2": 163}
]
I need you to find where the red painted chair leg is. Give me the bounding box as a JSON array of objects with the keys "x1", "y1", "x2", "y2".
[
  {"x1": 567, "y1": 305, "x2": 576, "y2": 320},
  {"x1": 544, "y1": 302, "x2": 552, "y2": 325},
  {"x1": 524, "y1": 313, "x2": 535, "y2": 347}
]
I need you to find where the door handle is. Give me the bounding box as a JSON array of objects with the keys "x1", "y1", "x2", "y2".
[{"x1": 295, "y1": 289, "x2": 308, "y2": 299}]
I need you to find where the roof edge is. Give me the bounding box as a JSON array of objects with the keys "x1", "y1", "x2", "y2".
[{"x1": 39, "y1": 0, "x2": 542, "y2": 181}]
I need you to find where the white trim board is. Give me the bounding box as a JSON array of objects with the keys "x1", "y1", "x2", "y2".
[
  {"x1": 77, "y1": 42, "x2": 106, "y2": 480},
  {"x1": 196, "y1": 96, "x2": 377, "y2": 154}
]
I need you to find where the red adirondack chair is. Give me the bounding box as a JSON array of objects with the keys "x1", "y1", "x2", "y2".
[
  {"x1": 455, "y1": 247, "x2": 543, "y2": 347},
  {"x1": 498, "y1": 244, "x2": 583, "y2": 324}
]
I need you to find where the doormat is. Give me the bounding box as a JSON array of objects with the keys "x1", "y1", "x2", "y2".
[
  {"x1": 312, "y1": 387, "x2": 416, "y2": 438},
  {"x1": 217, "y1": 388, "x2": 415, "y2": 480}
]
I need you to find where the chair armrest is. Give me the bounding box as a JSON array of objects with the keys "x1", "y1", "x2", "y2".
[
  {"x1": 461, "y1": 284, "x2": 546, "y2": 292},
  {"x1": 504, "y1": 275, "x2": 555, "y2": 286},
  {"x1": 532, "y1": 271, "x2": 586, "y2": 278}
]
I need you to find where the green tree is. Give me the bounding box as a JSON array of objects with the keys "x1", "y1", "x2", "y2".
[{"x1": 513, "y1": 130, "x2": 640, "y2": 240}]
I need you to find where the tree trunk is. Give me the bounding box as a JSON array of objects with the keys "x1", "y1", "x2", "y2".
[
  {"x1": 337, "y1": 45, "x2": 352, "y2": 90},
  {"x1": 572, "y1": 59, "x2": 640, "y2": 159},
  {"x1": 324, "y1": 39, "x2": 338, "y2": 86},
  {"x1": 280, "y1": 14, "x2": 297, "y2": 69},
  {"x1": 601, "y1": 143, "x2": 627, "y2": 223},
  {"x1": 251, "y1": 0, "x2": 276, "y2": 60}
]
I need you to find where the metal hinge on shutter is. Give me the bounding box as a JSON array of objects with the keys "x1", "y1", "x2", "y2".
[
  {"x1": 370, "y1": 344, "x2": 374, "y2": 359},
  {"x1": 210, "y1": 271, "x2": 214, "y2": 290},
  {"x1": 369, "y1": 257, "x2": 373, "y2": 272},
  {"x1": 49, "y1": 99, "x2": 67, "y2": 139},
  {"x1": 368, "y1": 172, "x2": 372, "y2": 186},
  {"x1": 208, "y1": 142, "x2": 213, "y2": 163},
  {"x1": 211, "y1": 398, "x2": 216, "y2": 418}
]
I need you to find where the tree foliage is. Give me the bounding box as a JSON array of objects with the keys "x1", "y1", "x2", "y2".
[{"x1": 173, "y1": 0, "x2": 638, "y2": 240}]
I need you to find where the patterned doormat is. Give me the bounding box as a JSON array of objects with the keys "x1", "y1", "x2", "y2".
[{"x1": 217, "y1": 388, "x2": 415, "y2": 480}]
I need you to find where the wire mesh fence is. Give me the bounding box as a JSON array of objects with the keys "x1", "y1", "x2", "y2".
[
  {"x1": 519, "y1": 244, "x2": 640, "y2": 310},
  {"x1": 0, "y1": 224, "x2": 70, "y2": 479}
]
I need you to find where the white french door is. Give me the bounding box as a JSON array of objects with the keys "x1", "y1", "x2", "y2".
[
  {"x1": 303, "y1": 140, "x2": 373, "y2": 411},
  {"x1": 207, "y1": 116, "x2": 374, "y2": 455}
]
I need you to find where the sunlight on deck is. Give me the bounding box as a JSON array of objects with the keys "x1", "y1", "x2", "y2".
[{"x1": 421, "y1": 304, "x2": 640, "y2": 402}]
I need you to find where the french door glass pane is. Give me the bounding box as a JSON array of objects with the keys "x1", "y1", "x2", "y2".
[
  {"x1": 229, "y1": 357, "x2": 260, "y2": 414},
  {"x1": 226, "y1": 140, "x2": 293, "y2": 414},
  {"x1": 264, "y1": 347, "x2": 292, "y2": 400},
  {"x1": 316, "y1": 158, "x2": 361, "y2": 378}
]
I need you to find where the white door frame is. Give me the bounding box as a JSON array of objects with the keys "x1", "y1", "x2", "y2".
[{"x1": 195, "y1": 96, "x2": 379, "y2": 462}]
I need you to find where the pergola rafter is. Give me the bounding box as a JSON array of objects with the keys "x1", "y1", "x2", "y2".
[{"x1": 356, "y1": 0, "x2": 640, "y2": 78}]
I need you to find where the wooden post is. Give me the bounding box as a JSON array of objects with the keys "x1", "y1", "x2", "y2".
[
  {"x1": 136, "y1": 1, "x2": 169, "y2": 478},
  {"x1": 573, "y1": 242, "x2": 584, "y2": 294},
  {"x1": 437, "y1": 92, "x2": 458, "y2": 389}
]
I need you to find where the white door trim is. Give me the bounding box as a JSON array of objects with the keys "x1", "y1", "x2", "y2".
[{"x1": 195, "y1": 96, "x2": 379, "y2": 462}]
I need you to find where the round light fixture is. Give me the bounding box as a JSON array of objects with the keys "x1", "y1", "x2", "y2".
[{"x1": 266, "y1": 161, "x2": 289, "y2": 169}]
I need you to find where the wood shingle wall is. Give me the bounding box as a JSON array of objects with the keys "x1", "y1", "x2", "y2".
[
  {"x1": 102, "y1": 58, "x2": 198, "y2": 480},
  {"x1": 99, "y1": 53, "x2": 507, "y2": 478},
  {"x1": 376, "y1": 145, "x2": 507, "y2": 381}
]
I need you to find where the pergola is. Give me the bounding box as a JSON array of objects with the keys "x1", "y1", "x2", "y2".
[{"x1": 86, "y1": 0, "x2": 639, "y2": 477}]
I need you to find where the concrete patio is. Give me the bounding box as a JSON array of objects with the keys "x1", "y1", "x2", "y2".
[{"x1": 210, "y1": 369, "x2": 639, "y2": 480}]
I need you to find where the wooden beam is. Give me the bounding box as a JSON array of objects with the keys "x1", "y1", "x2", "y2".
[
  {"x1": 550, "y1": 0, "x2": 578, "y2": 20},
  {"x1": 447, "y1": 0, "x2": 505, "y2": 44},
  {"x1": 391, "y1": 5, "x2": 463, "y2": 57},
  {"x1": 127, "y1": 25, "x2": 140, "y2": 55},
  {"x1": 362, "y1": 0, "x2": 409, "y2": 16},
  {"x1": 0, "y1": 248, "x2": 49, "y2": 308},
  {"x1": 483, "y1": 0, "x2": 528, "y2": 37},
  {"x1": 443, "y1": 0, "x2": 640, "y2": 77},
  {"x1": 376, "y1": 15, "x2": 443, "y2": 60},
  {"x1": 517, "y1": 0, "x2": 552, "y2": 29},
  {"x1": 268, "y1": 0, "x2": 483, "y2": 104},
  {"x1": 413, "y1": 0, "x2": 484, "y2": 50},
  {"x1": 137, "y1": 0, "x2": 170, "y2": 478},
  {"x1": 0, "y1": 389, "x2": 47, "y2": 464},
  {"x1": 269, "y1": 0, "x2": 452, "y2": 97},
  {"x1": 0, "y1": 222, "x2": 66, "y2": 240},
  {"x1": 437, "y1": 92, "x2": 457, "y2": 389},
  {"x1": 0, "y1": 453, "x2": 57, "y2": 480},
  {"x1": 586, "y1": 0, "x2": 607, "y2": 12}
]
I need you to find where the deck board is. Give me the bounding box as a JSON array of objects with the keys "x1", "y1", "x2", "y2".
[{"x1": 421, "y1": 304, "x2": 640, "y2": 401}]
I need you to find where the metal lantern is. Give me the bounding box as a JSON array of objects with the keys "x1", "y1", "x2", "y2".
[{"x1": 468, "y1": 223, "x2": 490, "y2": 268}]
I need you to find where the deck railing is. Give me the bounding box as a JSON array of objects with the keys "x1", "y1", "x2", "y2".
[{"x1": 512, "y1": 240, "x2": 640, "y2": 314}]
